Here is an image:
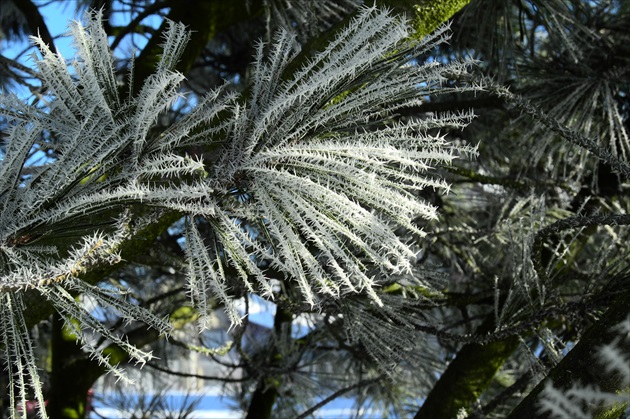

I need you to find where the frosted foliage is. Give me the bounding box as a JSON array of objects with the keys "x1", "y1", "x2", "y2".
[
  {"x1": 214, "y1": 7, "x2": 477, "y2": 309},
  {"x1": 0, "y1": 6, "x2": 478, "y2": 412},
  {"x1": 0, "y1": 293, "x2": 47, "y2": 419}
]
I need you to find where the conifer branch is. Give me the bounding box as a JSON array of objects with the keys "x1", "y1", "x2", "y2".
[{"x1": 488, "y1": 83, "x2": 630, "y2": 178}]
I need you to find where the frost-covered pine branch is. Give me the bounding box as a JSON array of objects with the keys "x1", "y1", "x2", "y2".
[
  {"x1": 0, "y1": 6, "x2": 479, "y2": 416},
  {"x1": 211, "y1": 7, "x2": 477, "y2": 310}
]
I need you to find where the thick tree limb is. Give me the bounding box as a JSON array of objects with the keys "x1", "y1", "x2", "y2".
[
  {"x1": 414, "y1": 315, "x2": 520, "y2": 419},
  {"x1": 131, "y1": 0, "x2": 263, "y2": 95},
  {"x1": 506, "y1": 287, "x2": 630, "y2": 419},
  {"x1": 12, "y1": 0, "x2": 55, "y2": 49}
]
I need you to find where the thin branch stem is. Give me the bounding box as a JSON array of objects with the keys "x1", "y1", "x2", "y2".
[
  {"x1": 145, "y1": 361, "x2": 247, "y2": 382},
  {"x1": 110, "y1": 1, "x2": 169, "y2": 50},
  {"x1": 295, "y1": 375, "x2": 386, "y2": 419}
]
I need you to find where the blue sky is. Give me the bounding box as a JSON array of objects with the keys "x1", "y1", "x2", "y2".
[
  {"x1": 2, "y1": 2, "x2": 76, "y2": 93},
  {"x1": 1, "y1": 0, "x2": 163, "y2": 97}
]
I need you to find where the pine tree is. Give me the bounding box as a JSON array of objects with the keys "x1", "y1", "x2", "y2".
[{"x1": 0, "y1": 1, "x2": 628, "y2": 418}]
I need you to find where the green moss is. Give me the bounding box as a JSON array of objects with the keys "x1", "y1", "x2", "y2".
[
  {"x1": 594, "y1": 401, "x2": 630, "y2": 419},
  {"x1": 170, "y1": 305, "x2": 199, "y2": 329},
  {"x1": 415, "y1": 314, "x2": 520, "y2": 419},
  {"x1": 60, "y1": 406, "x2": 84, "y2": 419},
  {"x1": 382, "y1": 282, "x2": 443, "y2": 299},
  {"x1": 101, "y1": 345, "x2": 128, "y2": 366},
  {"x1": 62, "y1": 319, "x2": 80, "y2": 341},
  {"x1": 380, "y1": 0, "x2": 472, "y2": 39}
]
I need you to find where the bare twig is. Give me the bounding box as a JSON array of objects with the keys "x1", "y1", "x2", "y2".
[{"x1": 295, "y1": 375, "x2": 386, "y2": 419}]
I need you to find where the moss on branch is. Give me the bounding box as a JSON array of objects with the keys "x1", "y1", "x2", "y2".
[
  {"x1": 381, "y1": 0, "x2": 473, "y2": 38},
  {"x1": 507, "y1": 288, "x2": 630, "y2": 419},
  {"x1": 414, "y1": 314, "x2": 520, "y2": 418}
]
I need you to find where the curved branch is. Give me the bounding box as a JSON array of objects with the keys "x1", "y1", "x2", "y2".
[
  {"x1": 295, "y1": 375, "x2": 386, "y2": 419},
  {"x1": 13, "y1": 0, "x2": 55, "y2": 49},
  {"x1": 414, "y1": 314, "x2": 520, "y2": 419},
  {"x1": 145, "y1": 362, "x2": 248, "y2": 383},
  {"x1": 110, "y1": 1, "x2": 170, "y2": 50}
]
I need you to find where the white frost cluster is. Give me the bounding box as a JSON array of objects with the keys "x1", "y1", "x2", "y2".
[{"x1": 0, "y1": 7, "x2": 478, "y2": 415}]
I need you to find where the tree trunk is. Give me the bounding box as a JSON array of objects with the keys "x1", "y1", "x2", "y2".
[
  {"x1": 245, "y1": 305, "x2": 293, "y2": 419},
  {"x1": 507, "y1": 289, "x2": 630, "y2": 419},
  {"x1": 46, "y1": 314, "x2": 95, "y2": 419},
  {"x1": 414, "y1": 314, "x2": 520, "y2": 419}
]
